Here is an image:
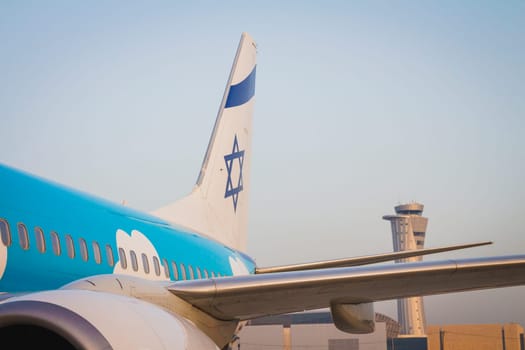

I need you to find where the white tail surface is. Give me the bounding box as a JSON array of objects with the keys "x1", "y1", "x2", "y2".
[{"x1": 152, "y1": 33, "x2": 257, "y2": 252}]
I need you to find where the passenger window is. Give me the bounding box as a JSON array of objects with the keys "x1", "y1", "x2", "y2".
[
  {"x1": 172, "y1": 261, "x2": 179, "y2": 280},
  {"x1": 34, "y1": 227, "x2": 46, "y2": 253},
  {"x1": 153, "y1": 256, "x2": 161, "y2": 276},
  {"x1": 106, "y1": 244, "x2": 115, "y2": 266},
  {"x1": 51, "y1": 231, "x2": 61, "y2": 255},
  {"x1": 130, "y1": 250, "x2": 138, "y2": 271},
  {"x1": 142, "y1": 253, "x2": 150, "y2": 274},
  {"x1": 196, "y1": 267, "x2": 202, "y2": 279},
  {"x1": 188, "y1": 265, "x2": 194, "y2": 280},
  {"x1": 92, "y1": 241, "x2": 101, "y2": 264},
  {"x1": 0, "y1": 219, "x2": 11, "y2": 247},
  {"x1": 118, "y1": 247, "x2": 127, "y2": 269},
  {"x1": 17, "y1": 223, "x2": 29, "y2": 250},
  {"x1": 162, "y1": 258, "x2": 170, "y2": 278},
  {"x1": 180, "y1": 263, "x2": 186, "y2": 280},
  {"x1": 79, "y1": 238, "x2": 88, "y2": 261},
  {"x1": 65, "y1": 234, "x2": 75, "y2": 258}
]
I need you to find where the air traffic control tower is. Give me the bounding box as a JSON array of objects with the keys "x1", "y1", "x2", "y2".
[{"x1": 383, "y1": 203, "x2": 428, "y2": 337}]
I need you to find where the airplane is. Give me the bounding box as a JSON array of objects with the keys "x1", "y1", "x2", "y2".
[{"x1": 0, "y1": 32, "x2": 524, "y2": 350}]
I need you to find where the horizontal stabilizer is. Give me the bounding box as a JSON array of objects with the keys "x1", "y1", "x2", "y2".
[
  {"x1": 168, "y1": 254, "x2": 525, "y2": 321},
  {"x1": 256, "y1": 241, "x2": 492, "y2": 274}
]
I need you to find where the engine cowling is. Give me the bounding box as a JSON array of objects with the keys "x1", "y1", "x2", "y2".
[
  {"x1": 330, "y1": 302, "x2": 375, "y2": 334},
  {"x1": 0, "y1": 289, "x2": 220, "y2": 349}
]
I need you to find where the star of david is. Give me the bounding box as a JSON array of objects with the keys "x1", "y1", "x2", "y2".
[{"x1": 224, "y1": 135, "x2": 245, "y2": 212}]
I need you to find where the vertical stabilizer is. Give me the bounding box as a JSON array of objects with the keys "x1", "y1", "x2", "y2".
[{"x1": 152, "y1": 33, "x2": 257, "y2": 252}]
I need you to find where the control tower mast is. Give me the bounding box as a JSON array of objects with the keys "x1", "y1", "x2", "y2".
[{"x1": 383, "y1": 202, "x2": 428, "y2": 336}]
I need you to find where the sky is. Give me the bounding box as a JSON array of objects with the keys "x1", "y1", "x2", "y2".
[{"x1": 1, "y1": 1, "x2": 524, "y2": 328}]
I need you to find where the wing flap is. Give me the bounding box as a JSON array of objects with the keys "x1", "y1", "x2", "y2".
[{"x1": 168, "y1": 255, "x2": 525, "y2": 320}]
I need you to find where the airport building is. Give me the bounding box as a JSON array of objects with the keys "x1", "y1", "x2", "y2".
[
  {"x1": 234, "y1": 312, "x2": 525, "y2": 350},
  {"x1": 383, "y1": 202, "x2": 428, "y2": 337},
  {"x1": 233, "y1": 311, "x2": 399, "y2": 350},
  {"x1": 427, "y1": 324, "x2": 525, "y2": 350}
]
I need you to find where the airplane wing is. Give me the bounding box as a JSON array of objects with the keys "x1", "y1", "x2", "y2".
[
  {"x1": 255, "y1": 241, "x2": 492, "y2": 274},
  {"x1": 168, "y1": 254, "x2": 525, "y2": 321}
]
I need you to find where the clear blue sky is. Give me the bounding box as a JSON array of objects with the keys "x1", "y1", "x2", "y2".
[{"x1": 1, "y1": 1, "x2": 524, "y2": 326}]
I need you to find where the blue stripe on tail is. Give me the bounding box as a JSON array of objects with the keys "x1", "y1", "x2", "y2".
[{"x1": 225, "y1": 67, "x2": 256, "y2": 108}]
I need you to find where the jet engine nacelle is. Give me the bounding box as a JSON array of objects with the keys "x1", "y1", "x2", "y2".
[
  {"x1": 330, "y1": 302, "x2": 375, "y2": 334},
  {"x1": 0, "y1": 290, "x2": 219, "y2": 350}
]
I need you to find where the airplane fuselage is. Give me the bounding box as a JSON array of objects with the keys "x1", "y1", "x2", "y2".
[{"x1": 0, "y1": 163, "x2": 256, "y2": 293}]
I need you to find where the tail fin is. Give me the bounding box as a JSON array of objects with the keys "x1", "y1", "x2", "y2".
[{"x1": 152, "y1": 32, "x2": 257, "y2": 252}]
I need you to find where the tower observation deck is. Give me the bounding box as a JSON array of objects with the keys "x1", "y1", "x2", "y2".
[{"x1": 383, "y1": 202, "x2": 428, "y2": 337}]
